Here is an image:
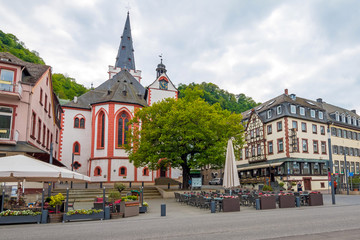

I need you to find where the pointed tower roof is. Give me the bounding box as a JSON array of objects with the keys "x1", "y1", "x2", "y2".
[{"x1": 115, "y1": 12, "x2": 136, "y2": 70}]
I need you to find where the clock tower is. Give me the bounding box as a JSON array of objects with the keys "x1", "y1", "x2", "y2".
[{"x1": 147, "y1": 58, "x2": 178, "y2": 105}]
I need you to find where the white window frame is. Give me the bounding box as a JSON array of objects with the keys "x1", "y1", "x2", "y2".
[
  {"x1": 300, "y1": 107, "x2": 305, "y2": 116},
  {"x1": 335, "y1": 112, "x2": 339, "y2": 121},
  {"x1": 0, "y1": 69, "x2": 15, "y2": 92},
  {"x1": 267, "y1": 110, "x2": 272, "y2": 119},
  {"x1": 310, "y1": 109, "x2": 316, "y2": 118},
  {"x1": 277, "y1": 106, "x2": 282, "y2": 115},
  {"x1": 0, "y1": 106, "x2": 13, "y2": 140},
  {"x1": 290, "y1": 105, "x2": 296, "y2": 114},
  {"x1": 319, "y1": 111, "x2": 323, "y2": 120}
]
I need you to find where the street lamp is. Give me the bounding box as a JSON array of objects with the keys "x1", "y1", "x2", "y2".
[{"x1": 327, "y1": 123, "x2": 336, "y2": 205}]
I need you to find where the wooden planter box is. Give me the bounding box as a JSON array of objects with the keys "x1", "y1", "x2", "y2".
[
  {"x1": 63, "y1": 212, "x2": 104, "y2": 222},
  {"x1": 279, "y1": 195, "x2": 295, "y2": 208},
  {"x1": 260, "y1": 196, "x2": 276, "y2": 210},
  {"x1": 222, "y1": 198, "x2": 240, "y2": 212},
  {"x1": 48, "y1": 213, "x2": 63, "y2": 223},
  {"x1": 0, "y1": 215, "x2": 41, "y2": 224},
  {"x1": 308, "y1": 193, "x2": 323, "y2": 206},
  {"x1": 120, "y1": 201, "x2": 139, "y2": 218}
]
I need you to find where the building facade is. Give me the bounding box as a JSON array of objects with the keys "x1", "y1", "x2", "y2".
[
  {"x1": 0, "y1": 52, "x2": 62, "y2": 164},
  {"x1": 238, "y1": 89, "x2": 360, "y2": 191},
  {"x1": 59, "y1": 13, "x2": 181, "y2": 182}
]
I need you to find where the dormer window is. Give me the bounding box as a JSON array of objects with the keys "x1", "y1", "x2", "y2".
[
  {"x1": 342, "y1": 113, "x2": 345, "y2": 123},
  {"x1": 276, "y1": 106, "x2": 282, "y2": 115},
  {"x1": 290, "y1": 105, "x2": 296, "y2": 114},
  {"x1": 347, "y1": 115, "x2": 352, "y2": 124},
  {"x1": 267, "y1": 110, "x2": 272, "y2": 119},
  {"x1": 310, "y1": 109, "x2": 316, "y2": 118},
  {"x1": 319, "y1": 111, "x2": 324, "y2": 120},
  {"x1": 299, "y1": 107, "x2": 305, "y2": 116},
  {"x1": 335, "y1": 112, "x2": 339, "y2": 121}
]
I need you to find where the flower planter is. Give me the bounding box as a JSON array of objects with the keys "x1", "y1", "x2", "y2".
[
  {"x1": 279, "y1": 195, "x2": 295, "y2": 208},
  {"x1": 222, "y1": 198, "x2": 240, "y2": 212},
  {"x1": 120, "y1": 201, "x2": 139, "y2": 218},
  {"x1": 139, "y1": 206, "x2": 148, "y2": 213},
  {"x1": 260, "y1": 196, "x2": 276, "y2": 210},
  {"x1": 48, "y1": 213, "x2": 63, "y2": 223},
  {"x1": 0, "y1": 215, "x2": 41, "y2": 225},
  {"x1": 63, "y1": 212, "x2": 104, "y2": 222},
  {"x1": 308, "y1": 193, "x2": 323, "y2": 206}
]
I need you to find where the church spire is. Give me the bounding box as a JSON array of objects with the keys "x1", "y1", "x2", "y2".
[{"x1": 115, "y1": 12, "x2": 136, "y2": 70}]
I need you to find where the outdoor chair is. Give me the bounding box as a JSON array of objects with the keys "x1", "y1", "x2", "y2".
[
  {"x1": 198, "y1": 197, "x2": 210, "y2": 209},
  {"x1": 174, "y1": 192, "x2": 180, "y2": 202}
]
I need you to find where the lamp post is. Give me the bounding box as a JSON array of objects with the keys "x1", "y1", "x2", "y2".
[{"x1": 327, "y1": 124, "x2": 336, "y2": 204}]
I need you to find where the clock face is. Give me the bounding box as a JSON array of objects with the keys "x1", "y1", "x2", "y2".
[{"x1": 159, "y1": 80, "x2": 168, "y2": 90}]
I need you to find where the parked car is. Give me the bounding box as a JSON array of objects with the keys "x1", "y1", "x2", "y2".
[{"x1": 209, "y1": 178, "x2": 222, "y2": 185}]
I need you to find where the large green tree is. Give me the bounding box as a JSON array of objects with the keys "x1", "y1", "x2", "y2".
[
  {"x1": 125, "y1": 88, "x2": 244, "y2": 189},
  {"x1": 52, "y1": 73, "x2": 88, "y2": 100},
  {"x1": 178, "y1": 82, "x2": 259, "y2": 113}
]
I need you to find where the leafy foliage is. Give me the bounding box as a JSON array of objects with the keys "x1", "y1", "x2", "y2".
[
  {"x1": 0, "y1": 30, "x2": 45, "y2": 64},
  {"x1": 66, "y1": 209, "x2": 103, "y2": 216},
  {"x1": 49, "y1": 193, "x2": 65, "y2": 208},
  {"x1": 178, "y1": 82, "x2": 259, "y2": 113},
  {"x1": 125, "y1": 87, "x2": 244, "y2": 189},
  {"x1": 0, "y1": 210, "x2": 41, "y2": 217},
  {"x1": 52, "y1": 73, "x2": 88, "y2": 100}
]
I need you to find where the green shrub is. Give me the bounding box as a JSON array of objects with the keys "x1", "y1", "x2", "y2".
[
  {"x1": 262, "y1": 185, "x2": 273, "y2": 191},
  {"x1": 108, "y1": 191, "x2": 121, "y2": 202},
  {"x1": 279, "y1": 182, "x2": 285, "y2": 188},
  {"x1": 114, "y1": 183, "x2": 126, "y2": 193}
]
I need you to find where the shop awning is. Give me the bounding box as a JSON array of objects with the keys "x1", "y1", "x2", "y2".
[{"x1": 238, "y1": 162, "x2": 284, "y2": 171}]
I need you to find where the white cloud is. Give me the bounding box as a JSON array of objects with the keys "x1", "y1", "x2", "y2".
[{"x1": 1, "y1": 0, "x2": 360, "y2": 112}]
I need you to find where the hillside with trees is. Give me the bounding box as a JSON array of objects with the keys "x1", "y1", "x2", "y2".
[{"x1": 178, "y1": 82, "x2": 260, "y2": 113}]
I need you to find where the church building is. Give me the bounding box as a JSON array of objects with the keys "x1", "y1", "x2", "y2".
[{"x1": 58, "y1": 13, "x2": 181, "y2": 182}]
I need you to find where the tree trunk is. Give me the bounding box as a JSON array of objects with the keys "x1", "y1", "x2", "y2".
[{"x1": 182, "y1": 164, "x2": 190, "y2": 190}]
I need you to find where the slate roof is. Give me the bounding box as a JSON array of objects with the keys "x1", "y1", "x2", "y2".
[
  {"x1": 115, "y1": 12, "x2": 136, "y2": 70},
  {"x1": 0, "y1": 52, "x2": 50, "y2": 84},
  {"x1": 242, "y1": 93, "x2": 323, "y2": 119},
  {"x1": 63, "y1": 69, "x2": 147, "y2": 109}
]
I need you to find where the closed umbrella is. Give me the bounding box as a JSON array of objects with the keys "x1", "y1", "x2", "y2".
[{"x1": 223, "y1": 139, "x2": 240, "y2": 189}]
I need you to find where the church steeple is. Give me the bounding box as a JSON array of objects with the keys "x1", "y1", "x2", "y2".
[
  {"x1": 115, "y1": 12, "x2": 136, "y2": 70},
  {"x1": 156, "y1": 56, "x2": 167, "y2": 78}
]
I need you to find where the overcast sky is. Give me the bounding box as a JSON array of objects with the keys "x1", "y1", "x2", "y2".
[{"x1": 1, "y1": 0, "x2": 360, "y2": 111}]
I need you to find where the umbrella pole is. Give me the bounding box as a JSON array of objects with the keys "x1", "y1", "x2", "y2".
[{"x1": 1, "y1": 188, "x2": 4, "y2": 212}]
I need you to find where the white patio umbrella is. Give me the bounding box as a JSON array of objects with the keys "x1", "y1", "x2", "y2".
[
  {"x1": 0, "y1": 155, "x2": 90, "y2": 182},
  {"x1": 223, "y1": 139, "x2": 240, "y2": 189}
]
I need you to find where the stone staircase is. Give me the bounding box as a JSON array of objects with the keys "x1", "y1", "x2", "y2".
[{"x1": 52, "y1": 186, "x2": 162, "y2": 203}]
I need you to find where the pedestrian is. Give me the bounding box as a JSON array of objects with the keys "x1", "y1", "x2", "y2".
[
  {"x1": 297, "y1": 181, "x2": 303, "y2": 192},
  {"x1": 334, "y1": 180, "x2": 337, "y2": 194}
]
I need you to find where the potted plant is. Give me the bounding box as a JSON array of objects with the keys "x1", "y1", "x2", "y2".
[
  {"x1": 120, "y1": 196, "x2": 139, "y2": 218},
  {"x1": 48, "y1": 193, "x2": 65, "y2": 223},
  {"x1": 108, "y1": 191, "x2": 122, "y2": 218},
  {"x1": 222, "y1": 196, "x2": 240, "y2": 212},
  {"x1": 278, "y1": 192, "x2": 295, "y2": 208},
  {"x1": 0, "y1": 210, "x2": 42, "y2": 224},
  {"x1": 63, "y1": 209, "x2": 104, "y2": 222},
  {"x1": 139, "y1": 201, "x2": 148, "y2": 213},
  {"x1": 259, "y1": 193, "x2": 276, "y2": 210},
  {"x1": 308, "y1": 191, "x2": 323, "y2": 206}
]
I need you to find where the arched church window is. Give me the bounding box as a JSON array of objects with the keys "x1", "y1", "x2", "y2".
[
  {"x1": 97, "y1": 111, "x2": 105, "y2": 148},
  {"x1": 80, "y1": 118, "x2": 85, "y2": 128},
  {"x1": 74, "y1": 118, "x2": 79, "y2": 128},
  {"x1": 117, "y1": 112, "x2": 130, "y2": 147},
  {"x1": 143, "y1": 167, "x2": 149, "y2": 176},
  {"x1": 119, "y1": 166, "x2": 127, "y2": 176},
  {"x1": 94, "y1": 167, "x2": 102, "y2": 176},
  {"x1": 73, "y1": 142, "x2": 80, "y2": 155}
]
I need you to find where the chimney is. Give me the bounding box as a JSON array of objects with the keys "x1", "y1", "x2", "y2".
[
  {"x1": 284, "y1": 89, "x2": 288, "y2": 95},
  {"x1": 351, "y1": 110, "x2": 357, "y2": 114},
  {"x1": 316, "y1": 98, "x2": 323, "y2": 103}
]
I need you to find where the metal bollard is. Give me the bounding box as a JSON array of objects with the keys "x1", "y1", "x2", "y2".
[
  {"x1": 142, "y1": 181, "x2": 144, "y2": 187},
  {"x1": 129, "y1": 182, "x2": 132, "y2": 188},
  {"x1": 100, "y1": 182, "x2": 103, "y2": 189},
  {"x1": 296, "y1": 196, "x2": 300, "y2": 207},
  {"x1": 85, "y1": 182, "x2": 88, "y2": 189},
  {"x1": 168, "y1": 183, "x2": 170, "y2": 189},
  {"x1": 161, "y1": 204, "x2": 166, "y2": 216},
  {"x1": 210, "y1": 201, "x2": 216, "y2": 213},
  {"x1": 255, "y1": 199, "x2": 260, "y2": 210}
]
